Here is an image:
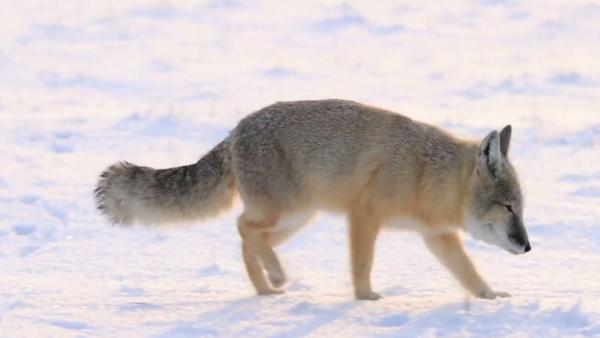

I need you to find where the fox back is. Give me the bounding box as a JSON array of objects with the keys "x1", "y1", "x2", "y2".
[{"x1": 232, "y1": 100, "x2": 469, "y2": 222}]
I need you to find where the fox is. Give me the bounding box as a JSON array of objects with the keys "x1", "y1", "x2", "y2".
[{"x1": 95, "y1": 99, "x2": 531, "y2": 300}]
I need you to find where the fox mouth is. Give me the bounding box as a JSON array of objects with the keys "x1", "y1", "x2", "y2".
[
  {"x1": 506, "y1": 243, "x2": 530, "y2": 255},
  {"x1": 502, "y1": 236, "x2": 523, "y2": 255},
  {"x1": 507, "y1": 247, "x2": 520, "y2": 255}
]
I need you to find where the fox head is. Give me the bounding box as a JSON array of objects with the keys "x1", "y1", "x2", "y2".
[{"x1": 465, "y1": 125, "x2": 531, "y2": 255}]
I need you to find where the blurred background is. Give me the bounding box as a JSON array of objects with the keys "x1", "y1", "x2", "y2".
[
  {"x1": 0, "y1": 1, "x2": 599, "y2": 337},
  {"x1": 2, "y1": 1, "x2": 599, "y2": 124}
]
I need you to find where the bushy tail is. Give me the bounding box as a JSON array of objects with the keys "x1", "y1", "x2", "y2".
[{"x1": 95, "y1": 140, "x2": 235, "y2": 225}]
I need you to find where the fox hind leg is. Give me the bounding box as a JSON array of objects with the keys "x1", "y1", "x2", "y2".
[
  {"x1": 240, "y1": 241, "x2": 282, "y2": 295},
  {"x1": 237, "y1": 212, "x2": 286, "y2": 295},
  {"x1": 263, "y1": 212, "x2": 314, "y2": 287}
]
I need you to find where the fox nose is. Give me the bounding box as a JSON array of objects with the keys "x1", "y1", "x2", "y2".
[{"x1": 524, "y1": 242, "x2": 531, "y2": 253}]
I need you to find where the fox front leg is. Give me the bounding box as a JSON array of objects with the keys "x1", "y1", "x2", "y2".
[
  {"x1": 423, "y1": 232, "x2": 510, "y2": 299},
  {"x1": 349, "y1": 209, "x2": 382, "y2": 300}
]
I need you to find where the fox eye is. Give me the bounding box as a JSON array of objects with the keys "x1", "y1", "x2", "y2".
[{"x1": 499, "y1": 203, "x2": 513, "y2": 213}]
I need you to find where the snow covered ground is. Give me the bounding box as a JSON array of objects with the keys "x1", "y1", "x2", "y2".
[{"x1": 1, "y1": 1, "x2": 599, "y2": 337}]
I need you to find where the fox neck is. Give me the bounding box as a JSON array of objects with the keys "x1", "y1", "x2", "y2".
[{"x1": 408, "y1": 141, "x2": 478, "y2": 230}]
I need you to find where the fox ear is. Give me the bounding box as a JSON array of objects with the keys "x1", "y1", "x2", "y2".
[
  {"x1": 478, "y1": 130, "x2": 502, "y2": 178},
  {"x1": 499, "y1": 125, "x2": 512, "y2": 157}
]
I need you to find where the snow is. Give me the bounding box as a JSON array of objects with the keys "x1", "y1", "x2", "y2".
[{"x1": 1, "y1": 1, "x2": 599, "y2": 337}]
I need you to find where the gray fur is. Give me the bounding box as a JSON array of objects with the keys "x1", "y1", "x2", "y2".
[
  {"x1": 229, "y1": 100, "x2": 464, "y2": 213},
  {"x1": 95, "y1": 140, "x2": 234, "y2": 225},
  {"x1": 95, "y1": 99, "x2": 528, "y2": 254},
  {"x1": 467, "y1": 128, "x2": 529, "y2": 254},
  {"x1": 95, "y1": 99, "x2": 530, "y2": 298}
]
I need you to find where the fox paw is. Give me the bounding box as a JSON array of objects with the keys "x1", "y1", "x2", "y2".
[
  {"x1": 267, "y1": 270, "x2": 287, "y2": 288},
  {"x1": 257, "y1": 288, "x2": 285, "y2": 296},
  {"x1": 477, "y1": 290, "x2": 511, "y2": 300},
  {"x1": 355, "y1": 291, "x2": 382, "y2": 301}
]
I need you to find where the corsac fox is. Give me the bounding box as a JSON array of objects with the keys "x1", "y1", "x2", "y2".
[{"x1": 95, "y1": 99, "x2": 531, "y2": 300}]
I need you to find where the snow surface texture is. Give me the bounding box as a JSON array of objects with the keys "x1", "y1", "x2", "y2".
[{"x1": 1, "y1": 1, "x2": 599, "y2": 337}]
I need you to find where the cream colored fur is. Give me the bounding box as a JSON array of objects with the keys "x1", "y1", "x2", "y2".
[{"x1": 96, "y1": 99, "x2": 530, "y2": 300}]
